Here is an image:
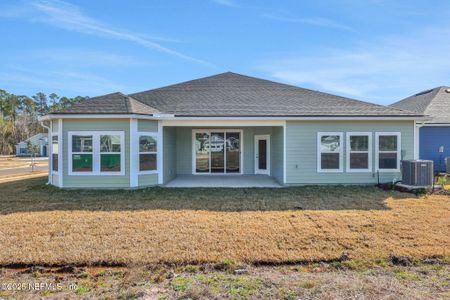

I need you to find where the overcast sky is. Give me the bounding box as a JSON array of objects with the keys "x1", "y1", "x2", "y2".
[{"x1": 1, "y1": 0, "x2": 449, "y2": 104}]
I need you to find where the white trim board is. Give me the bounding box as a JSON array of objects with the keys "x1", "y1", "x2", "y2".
[
  {"x1": 157, "y1": 121, "x2": 163, "y2": 184},
  {"x1": 129, "y1": 119, "x2": 138, "y2": 187},
  {"x1": 163, "y1": 120, "x2": 285, "y2": 127},
  {"x1": 58, "y1": 119, "x2": 63, "y2": 187},
  {"x1": 40, "y1": 114, "x2": 428, "y2": 121}
]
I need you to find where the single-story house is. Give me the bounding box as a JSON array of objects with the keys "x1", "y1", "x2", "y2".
[
  {"x1": 15, "y1": 133, "x2": 48, "y2": 157},
  {"x1": 39, "y1": 72, "x2": 424, "y2": 188},
  {"x1": 391, "y1": 86, "x2": 450, "y2": 172}
]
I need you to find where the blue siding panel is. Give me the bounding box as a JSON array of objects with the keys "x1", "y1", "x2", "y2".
[{"x1": 419, "y1": 126, "x2": 450, "y2": 171}]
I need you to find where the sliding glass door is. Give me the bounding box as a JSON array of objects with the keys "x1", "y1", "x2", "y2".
[
  {"x1": 194, "y1": 130, "x2": 241, "y2": 174},
  {"x1": 195, "y1": 132, "x2": 209, "y2": 173}
]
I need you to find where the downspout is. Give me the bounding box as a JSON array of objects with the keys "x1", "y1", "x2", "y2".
[{"x1": 40, "y1": 120, "x2": 51, "y2": 185}]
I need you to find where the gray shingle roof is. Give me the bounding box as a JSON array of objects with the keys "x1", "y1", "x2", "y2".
[
  {"x1": 54, "y1": 72, "x2": 421, "y2": 117},
  {"x1": 57, "y1": 92, "x2": 160, "y2": 115},
  {"x1": 390, "y1": 86, "x2": 450, "y2": 123}
]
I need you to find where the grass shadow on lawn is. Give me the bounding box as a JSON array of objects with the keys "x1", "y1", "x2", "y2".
[{"x1": 0, "y1": 178, "x2": 414, "y2": 214}]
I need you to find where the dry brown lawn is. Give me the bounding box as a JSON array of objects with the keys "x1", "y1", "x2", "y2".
[{"x1": 0, "y1": 178, "x2": 448, "y2": 266}]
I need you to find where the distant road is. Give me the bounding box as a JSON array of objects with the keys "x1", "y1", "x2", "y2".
[{"x1": 0, "y1": 165, "x2": 48, "y2": 176}]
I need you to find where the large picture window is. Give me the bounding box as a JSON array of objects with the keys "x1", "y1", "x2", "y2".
[
  {"x1": 318, "y1": 132, "x2": 343, "y2": 172},
  {"x1": 346, "y1": 133, "x2": 372, "y2": 172},
  {"x1": 376, "y1": 132, "x2": 401, "y2": 172},
  {"x1": 69, "y1": 131, "x2": 124, "y2": 175},
  {"x1": 52, "y1": 135, "x2": 59, "y2": 172},
  {"x1": 139, "y1": 133, "x2": 157, "y2": 173}
]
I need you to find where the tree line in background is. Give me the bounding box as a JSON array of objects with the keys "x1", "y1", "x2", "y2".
[{"x1": 0, "y1": 89, "x2": 88, "y2": 155}]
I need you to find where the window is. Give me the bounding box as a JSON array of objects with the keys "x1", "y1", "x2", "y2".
[
  {"x1": 318, "y1": 132, "x2": 343, "y2": 172},
  {"x1": 139, "y1": 133, "x2": 157, "y2": 172},
  {"x1": 100, "y1": 135, "x2": 121, "y2": 172},
  {"x1": 346, "y1": 133, "x2": 372, "y2": 172},
  {"x1": 68, "y1": 131, "x2": 124, "y2": 175},
  {"x1": 71, "y1": 134, "x2": 93, "y2": 172},
  {"x1": 52, "y1": 135, "x2": 58, "y2": 172},
  {"x1": 376, "y1": 132, "x2": 401, "y2": 171}
]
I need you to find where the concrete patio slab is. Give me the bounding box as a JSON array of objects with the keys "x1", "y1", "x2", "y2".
[{"x1": 165, "y1": 175, "x2": 282, "y2": 188}]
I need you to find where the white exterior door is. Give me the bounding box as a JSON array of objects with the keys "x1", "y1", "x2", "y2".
[{"x1": 255, "y1": 135, "x2": 270, "y2": 175}]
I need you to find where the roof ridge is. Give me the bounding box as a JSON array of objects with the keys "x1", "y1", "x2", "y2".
[
  {"x1": 131, "y1": 71, "x2": 399, "y2": 112},
  {"x1": 122, "y1": 94, "x2": 130, "y2": 114},
  {"x1": 126, "y1": 95, "x2": 161, "y2": 115},
  {"x1": 130, "y1": 72, "x2": 234, "y2": 96}
]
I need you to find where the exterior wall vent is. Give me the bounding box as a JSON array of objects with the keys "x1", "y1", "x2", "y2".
[
  {"x1": 446, "y1": 157, "x2": 450, "y2": 173},
  {"x1": 401, "y1": 160, "x2": 433, "y2": 186}
]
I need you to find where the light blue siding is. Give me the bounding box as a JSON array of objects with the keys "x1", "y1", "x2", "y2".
[
  {"x1": 419, "y1": 126, "x2": 450, "y2": 172},
  {"x1": 138, "y1": 174, "x2": 158, "y2": 186},
  {"x1": 271, "y1": 127, "x2": 284, "y2": 183},
  {"x1": 62, "y1": 119, "x2": 131, "y2": 188},
  {"x1": 286, "y1": 121, "x2": 414, "y2": 185},
  {"x1": 138, "y1": 120, "x2": 158, "y2": 132}
]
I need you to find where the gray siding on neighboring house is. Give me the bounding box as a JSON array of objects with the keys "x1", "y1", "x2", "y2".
[
  {"x1": 171, "y1": 126, "x2": 283, "y2": 177},
  {"x1": 62, "y1": 119, "x2": 131, "y2": 188},
  {"x1": 285, "y1": 120, "x2": 414, "y2": 185}
]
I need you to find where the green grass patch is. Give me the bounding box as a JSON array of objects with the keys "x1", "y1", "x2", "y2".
[
  {"x1": 394, "y1": 270, "x2": 420, "y2": 281},
  {"x1": 170, "y1": 276, "x2": 192, "y2": 292}
]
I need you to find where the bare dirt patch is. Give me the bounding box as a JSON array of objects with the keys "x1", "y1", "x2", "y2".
[{"x1": 0, "y1": 259, "x2": 448, "y2": 299}]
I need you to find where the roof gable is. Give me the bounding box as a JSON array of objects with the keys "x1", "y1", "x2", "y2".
[
  {"x1": 56, "y1": 92, "x2": 160, "y2": 115},
  {"x1": 391, "y1": 86, "x2": 450, "y2": 123}
]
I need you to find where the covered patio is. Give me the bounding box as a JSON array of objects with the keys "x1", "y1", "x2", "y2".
[
  {"x1": 160, "y1": 121, "x2": 285, "y2": 186},
  {"x1": 164, "y1": 175, "x2": 282, "y2": 188}
]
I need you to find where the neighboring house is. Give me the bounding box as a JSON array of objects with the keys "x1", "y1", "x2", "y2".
[
  {"x1": 391, "y1": 86, "x2": 450, "y2": 172},
  {"x1": 39, "y1": 72, "x2": 423, "y2": 188},
  {"x1": 15, "y1": 133, "x2": 48, "y2": 157}
]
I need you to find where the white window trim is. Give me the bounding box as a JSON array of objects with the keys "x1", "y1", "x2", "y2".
[
  {"x1": 317, "y1": 132, "x2": 344, "y2": 173},
  {"x1": 51, "y1": 133, "x2": 59, "y2": 175},
  {"x1": 346, "y1": 132, "x2": 372, "y2": 173},
  {"x1": 138, "y1": 131, "x2": 158, "y2": 175},
  {"x1": 375, "y1": 132, "x2": 401, "y2": 172},
  {"x1": 68, "y1": 131, "x2": 125, "y2": 176}
]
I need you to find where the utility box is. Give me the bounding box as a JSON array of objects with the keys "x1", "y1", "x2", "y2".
[
  {"x1": 446, "y1": 157, "x2": 450, "y2": 174},
  {"x1": 401, "y1": 160, "x2": 433, "y2": 186}
]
